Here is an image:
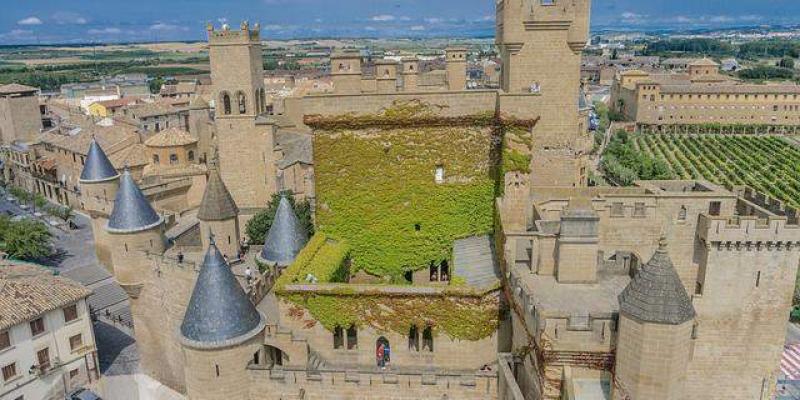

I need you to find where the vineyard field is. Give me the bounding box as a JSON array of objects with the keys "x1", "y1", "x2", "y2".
[{"x1": 634, "y1": 134, "x2": 800, "y2": 209}]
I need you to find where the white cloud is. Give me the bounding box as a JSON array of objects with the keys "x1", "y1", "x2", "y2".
[
  {"x1": 371, "y1": 15, "x2": 395, "y2": 22},
  {"x1": 621, "y1": 12, "x2": 643, "y2": 20},
  {"x1": 399, "y1": 16, "x2": 412, "y2": 21},
  {"x1": 88, "y1": 27, "x2": 122, "y2": 35},
  {"x1": 410, "y1": 25, "x2": 426, "y2": 31},
  {"x1": 424, "y1": 17, "x2": 443, "y2": 24},
  {"x1": 17, "y1": 17, "x2": 43, "y2": 26},
  {"x1": 365, "y1": 26, "x2": 377, "y2": 31},
  {"x1": 149, "y1": 22, "x2": 189, "y2": 32},
  {"x1": 52, "y1": 12, "x2": 88, "y2": 25},
  {"x1": 0, "y1": 29, "x2": 34, "y2": 40}
]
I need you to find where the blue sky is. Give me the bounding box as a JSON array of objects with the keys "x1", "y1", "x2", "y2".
[{"x1": 2, "y1": 0, "x2": 800, "y2": 44}]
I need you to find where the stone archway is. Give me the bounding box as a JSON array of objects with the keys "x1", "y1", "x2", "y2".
[{"x1": 376, "y1": 336, "x2": 390, "y2": 368}]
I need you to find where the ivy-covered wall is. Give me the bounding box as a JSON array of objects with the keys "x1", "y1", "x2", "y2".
[{"x1": 310, "y1": 101, "x2": 536, "y2": 280}]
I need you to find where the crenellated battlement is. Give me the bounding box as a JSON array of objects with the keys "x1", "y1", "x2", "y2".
[
  {"x1": 697, "y1": 214, "x2": 800, "y2": 246},
  {"x1": 206, "y1": 21, "x2": 261, "y2": 44}
]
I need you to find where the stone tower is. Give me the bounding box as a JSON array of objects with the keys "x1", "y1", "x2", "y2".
[
  {"x1": 180, "y1": 240, "x2": 266, "y2": 400},
  {"x1": 401, "y1": 57, "x2": 420, "y2": 91},
  {"x1": 614, "y1": 238, "x2": 696, "y2": 400},
  {"x1": 0, "y1": 84, "x2": 42, "y2": 145},
  {"x1": 496, "y1": 0, "x2": 591, "y2": 187},
  {"x1": 445, "y1": 47, "x2": 467, "y2": 91},
  {"x1": 375, "y1": 59, "x2": 399, "y2": 93},
  {"x1": 79, "y1": 138, "x2": 120, "y2": 269},
  {"x1": 106, "y1": 168, "x2": 167, "y2": 292},
  {"x1": 187, "y1": 96, "x2": 213, "y2": 164},
  {"x1": 256, "y1": 195, "x2": 308, "y2": 268},
  {"x1": 197, "y1": 166, "x2": 240, "y2": 258},
  {"x1": 330, "y1": 51, "x2": 363, "y2": 94},
  {"x1": 208, "y1": 21, "x2": 275, "y2": 211}
]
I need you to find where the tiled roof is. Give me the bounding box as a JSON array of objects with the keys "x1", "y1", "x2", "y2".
[
  {"x1": 660, "y1": 84, "x2": 800, "y2": 95},
  {"x1": 108, "y1": 143, "x2": 149, "y2": 169},
  {"x1": 126, "y1": 102, "x2": 179, "y2": 119},
  {"x1": 40, "y1": 124, "x2": 138, "y2": 157},
  {"x1": 275, "y1": 132, "x2": 312, "y2": 169},
  {"x1": 259, "y1": 196, "x2": 309, "y2": 266},
  {"x1": 0, "y1": 262, "x2": 91, "y2": 331},
  {"x1": 0, "y1": 83, "x2": 38, "y2": 95},
  {"x1": 197, "y1": 168, "x2": 238, "y2": 221},
  {"x1": 618, "y1": 238, "x2": 696, "y2": 325},
  {"x1": 107, "y1": 169, "x2": 163, "y2": 233},
  {"x1": 452, "y1": 235, "x2": 500, "y2": 290},
  {"x1": 690, "y1": 58, "x2": 719, "y2": 67},
  {"x1": 94, "y1": 97, "x2": 140, "y2": 109},
  {"x1": 180, "y1": 242, "x2": 264, "y2": 347},
  {"x1": 144, "y1": 127, "x2": 198, "y2": 148}
]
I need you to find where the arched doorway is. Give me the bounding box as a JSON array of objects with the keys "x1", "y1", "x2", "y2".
[{"x1": 376, "y1": 336, "x2": 390, "y2": 369}]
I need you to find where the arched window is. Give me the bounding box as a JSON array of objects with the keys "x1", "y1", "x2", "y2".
[
  {"x1": 422, "y1": 326, "x2": 434, "y2": 352},
  {"x1": 221, "y1": 92, "x2": 232, "y2": 115},
  {"x1": 260, "y1": 89, "x2": 266, "y2": 113},
  {"x1": 152, "y1": 154, "x2": 160, "y2": 164},
  {"x1": 678, "y1": 206, "x2": 687, "y2": 221},
  {"x1": 170, "y1": 153, "x2": 178, "y2": 165},
  {"x1": 188, "y1": 151, "x2": 195, "y2": 162},
  {"x1": 338, "y1": 63, "x2": 345, "y2": 71},
  {"x1": 237, "y1": 92, "x2": 247, "y2": 114}
]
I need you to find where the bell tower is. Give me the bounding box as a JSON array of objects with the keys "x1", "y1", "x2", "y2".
[
  {"x1": 208, "y1": 21, "x2": 275, "y2": 212},
  {"x1": 496, "y1": 0, "x2": 592, "y2": 187}
]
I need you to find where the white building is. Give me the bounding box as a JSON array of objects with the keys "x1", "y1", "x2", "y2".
[{"x1": 0, "y1": 262, "x2": 99, "y2": 400}]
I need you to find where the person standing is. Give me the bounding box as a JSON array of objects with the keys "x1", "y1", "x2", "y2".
[{"x1": 377, "y1": 342, "x2": 386, "y2": 369}]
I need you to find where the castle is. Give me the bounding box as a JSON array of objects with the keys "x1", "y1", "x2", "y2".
[{"x1": 79, "y1": 1, "x2": 798, "y2": 399}]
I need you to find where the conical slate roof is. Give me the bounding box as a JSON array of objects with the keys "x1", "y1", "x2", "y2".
[
  {"x1": 259, "y1": 196, "x2": 308, "y2": 266},
  {"x1": 107, "y1": 169, "x2": 163, "y2": 233},
  {"x1": 180, "y1": 241, "x2": 264, "y2": 346},
  {"x1": 618, "y1": 238, "x2": 696, "y2": 325},
  {"x1": 80, "y1": 138, "x2": 119, "y2": 183},
  {"x1": 197, "y1": 168, "x2": 238, "y2": 221}
]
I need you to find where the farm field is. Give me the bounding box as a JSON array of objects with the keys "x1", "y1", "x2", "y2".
[{"x1": 635, "y1": 134, "x2": 800, "y2": 208}]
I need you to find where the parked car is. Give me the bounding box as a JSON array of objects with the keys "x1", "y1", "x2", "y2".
[{"x1": 67, "y1": 388, "x2": 102, "y2": 400}]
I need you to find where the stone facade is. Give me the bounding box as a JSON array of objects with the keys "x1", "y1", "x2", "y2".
[{"x1": 0, "y1": 84, "x2": 43, "y2": 145}]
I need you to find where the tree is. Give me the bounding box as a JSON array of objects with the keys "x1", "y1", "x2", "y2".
[
  {"x1": 779, "y1": 57, "x2": 796, "y2": 69},
  {"x1": 0, "y1": 217, "x2": 53, "y2": 260},
  {"x1": 245, "y1": 191, "x2": 314, "y2": 245}
]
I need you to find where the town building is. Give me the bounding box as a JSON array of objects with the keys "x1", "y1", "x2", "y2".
[
  {"x1": 610, "y1": 59, "x2": 800, "y2": 132},
  {"x1": 0, "y1": 84, "x2": 43, "y2": 145},
  {"x1": 0, "y1": 262, "x2": 99, "y2": 400}
]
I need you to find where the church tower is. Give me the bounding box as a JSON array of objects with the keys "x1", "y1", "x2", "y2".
[
  {"x1": 79, "y1": 138, "x2": 120, "y2": 269},
  {"x1": 208, "y1": 21, "x2": 275, "y2": 212},
  {"x1": 496, "y1": 0, "x2": 592, "y2": 187},
  {"x1": 614, "y1": 238, "x2": 696, "y2": 400}
]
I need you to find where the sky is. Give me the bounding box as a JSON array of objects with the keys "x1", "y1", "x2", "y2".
[{"x1": 2, "y1": 0, "x2": 800, "y2": 45}]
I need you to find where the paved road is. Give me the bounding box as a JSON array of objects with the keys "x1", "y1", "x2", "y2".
[{"x1": 0, "y1": 192, "x2": 139, "y2": 375}]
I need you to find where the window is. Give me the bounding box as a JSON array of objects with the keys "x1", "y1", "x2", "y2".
[
  {"x1": 155, "y1": 122, "x2": 161, "y2": 133},
  {"x1": 188, "y1": 151, "x2": 195, "y2": 162},
  {"x1": 678, "y1": 206, "x2": 687, "y2": 221},
  {"x1": 69, "y1": 369, "x2": 79, "y2": 379},
  {"x1": 153, "y1": 154, "x2": 160, "y2": 164},
  {"x1": 170, "y1": 153, "x2": 178, "y2": 165},
  {"x1": 756, "y1": 271, "x2": 761, "y2": 288},
  {"x1": 2, "y1": 363, "x2": 17, "y2": 381},
  {"x1": 611, "y1": 202, "x2": 624, "y2": 217},
  {"x1": 540, "y1": 0, "x2": 555, "y2": 5},
  {"x1": 63, "y1": 304, "x2": 78, "y2": 322},
  {"x1": 0, "y1": 331, "x2": 9, "y2": 350},
  {"x1": 346, "y1": 325, "x2": 358, "y2": 350},
  {"x1": 333, "y1": 326, "x2": 344, "y2": 349},
  {"x1": 69, "y1": 334, "x2": 83, "y2": 352},
  {"x1": 422, "y1": 326, "x2": 434, "y2": 352},
  {"x1": 238, "y1": 92, "x2": 247, "y2": 114},
  {"x1": 708, "y1": 201, "x2": 721, "y2": 216},
  {"x1": 409, "y1": 325, "x2": 420, "y2": 351},
  {"x1": 435, "y1": 166, "x2": 445, "y2": 184},
  {"x1": 37, "y1": 347, "x2": 50, "y2": 370},
  {"x1": 222, "y1": 93, "x2": 232, "y2": 115},
  {"x1": 30, "y1": 317, "x2": 45, "y2": 336}
]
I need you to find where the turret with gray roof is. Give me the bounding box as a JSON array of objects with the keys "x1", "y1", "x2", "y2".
[
  {"x1": 618, "y1": 238, "x2": 696, "y2": 325},
  {"x1": 197, "y1": 167, "x2": 238, "y2": 222},
  {"x1": 80, "y1": 138, "x2": 119, "y2": 183},
  {"x1": 106, "y1": 169, "x2": 163, "y2": 233},
  {"x1": 258, "y1": 195, "x2": 309, "y2": 266},
  {"x1": 180, "y1": 239, "x2": 265, "y2": 348}
]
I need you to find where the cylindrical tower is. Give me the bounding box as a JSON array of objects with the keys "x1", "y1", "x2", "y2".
[
  {"x1": 614, "y1": 238, "x2": 696, "y2": 400},
  {"x1": 180, "y1": 240, "x2": 266, "y2": 400},
  {"x1": 79, "y1": 138, "x2": 120, "y2": 269},
  {"x1": 197, "y1": 166, "x2": 240, "y2": 258},
  {"x1": 105, "y1": 168, "x2": 166, "y2": 292},
  {"x1": 256, "y1": 195, "x2": 308, "y2": 269}
]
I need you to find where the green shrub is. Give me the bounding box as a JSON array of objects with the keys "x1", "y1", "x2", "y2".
[{"x1": 0, "y1": 216, "x2": 53, "y2": 260}]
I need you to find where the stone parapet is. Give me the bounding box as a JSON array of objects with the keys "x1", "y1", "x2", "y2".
[{"x1": 697, "y1": 214, "x2": 800, "y2": 245}]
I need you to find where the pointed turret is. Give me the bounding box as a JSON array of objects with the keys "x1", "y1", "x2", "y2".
[
  {"x1": 80, "y1": 137, "x2": 119, "y2": 183},
  {"x1": 618, "y1": 237, "x2": 696, "y2": 325},
  {"x1": 258, "y1": 195, "x2": 308, "y2": 267},
  {"x1": 198, "y1": 167, "x2": 240, "y2": 256},
  {"x1": 613, "y1": 238, "x2": 696, "y2": 400},
  {"x1": 107, "y1": 169, "x2": 163, "y2": 234},
  {"x1": 180, "y1": 240, "x2": 264, "y2": 346},
  {"x1": 198, "y1": 168, "x2": 238, "y2": 221}
]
